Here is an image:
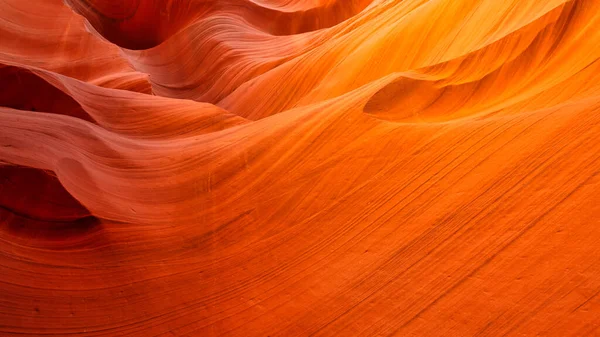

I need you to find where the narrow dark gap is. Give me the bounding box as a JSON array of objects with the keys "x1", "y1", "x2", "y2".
[{"x1": 0, "y1": 66, "x2": 98, "y2": 236}]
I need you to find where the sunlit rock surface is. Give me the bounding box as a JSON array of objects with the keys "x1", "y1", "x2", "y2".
[{"x1": 1, "y1": 0, "x2": 599, "y2": 335}]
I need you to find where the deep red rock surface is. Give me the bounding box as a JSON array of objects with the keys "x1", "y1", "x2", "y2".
[{"x1": 1, "y1": 0, "x2": 600, "y2": 336}]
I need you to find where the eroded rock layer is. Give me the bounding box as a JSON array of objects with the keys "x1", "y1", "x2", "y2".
[{"x1": 1, "y1": 0, "x2": 599, "y2": 336}]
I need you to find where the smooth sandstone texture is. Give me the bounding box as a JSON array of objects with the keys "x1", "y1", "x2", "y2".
[{"x1": 1, "y1": 0, "x2": 599, "y2": 336}]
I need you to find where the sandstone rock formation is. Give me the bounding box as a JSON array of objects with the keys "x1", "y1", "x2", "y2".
[{"x1": 1, "y1": 0, "x2": 599, "y2": 335}]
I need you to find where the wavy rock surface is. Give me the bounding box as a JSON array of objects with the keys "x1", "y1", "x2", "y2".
[{"x1": 1, "y1": 0, "x2": 599, "y2": 336}]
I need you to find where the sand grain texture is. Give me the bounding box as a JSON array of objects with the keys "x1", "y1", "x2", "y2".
[{"x1": 1, "y1": 0, "x2": 599, "y2": 336}]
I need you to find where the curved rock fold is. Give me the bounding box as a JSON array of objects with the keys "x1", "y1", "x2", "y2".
[{"x1": 1, "y1": 0, "x2": 599, "y2": 336}]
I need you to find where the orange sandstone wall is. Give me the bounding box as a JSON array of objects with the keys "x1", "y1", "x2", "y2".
[{"x1": 1, "y1": 0, "x2": 599, "y2": 336}]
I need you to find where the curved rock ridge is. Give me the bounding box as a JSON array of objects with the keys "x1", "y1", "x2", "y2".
[
  {"x1": 1, "y1": 0, "x2": 600, "y2": 336},
  {"x1": 64, "y1": 0, "x2": 373, "y2": 49}
]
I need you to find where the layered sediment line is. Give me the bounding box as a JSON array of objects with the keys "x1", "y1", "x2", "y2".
[{"x1": 1, "y1": 0, "x2": 599, "y2": 336}]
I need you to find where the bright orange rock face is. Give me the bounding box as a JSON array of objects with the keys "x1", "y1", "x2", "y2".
[{"x1": 1, "y1": 0, "x2": 599, "y2": 335}]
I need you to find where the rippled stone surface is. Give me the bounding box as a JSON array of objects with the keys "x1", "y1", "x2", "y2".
[{"x1": 1, "y1": 0, "x2": 599, "y2": 335}]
